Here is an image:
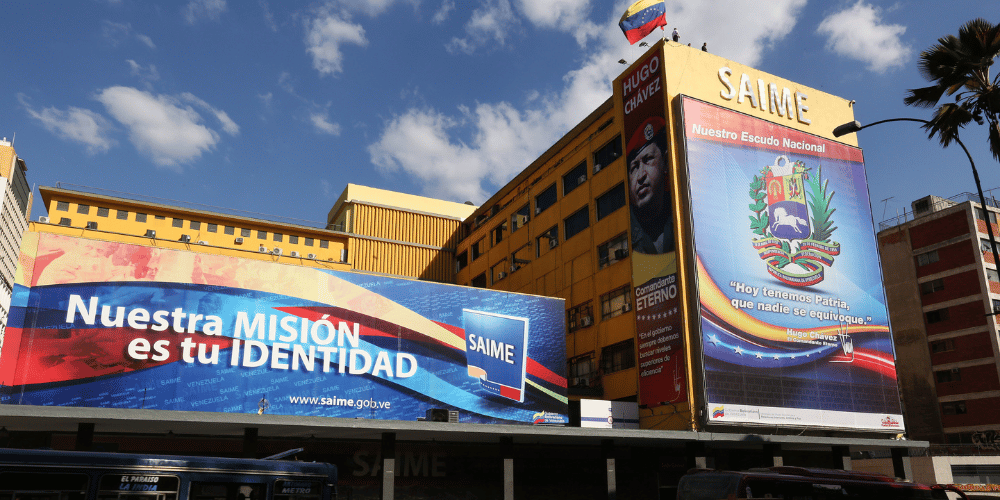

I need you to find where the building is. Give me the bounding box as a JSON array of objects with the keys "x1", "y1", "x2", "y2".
[
  {"x1": 0, "y1": 139, "x2": 31, "y2": 343},
  {"x1": 878, "y1": 193, "x2": 1000, "y2": 445}
]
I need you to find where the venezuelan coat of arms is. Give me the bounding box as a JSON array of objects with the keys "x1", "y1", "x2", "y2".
[{"x1": 749, "y1": 156, "x2": 840, "y2": 287}]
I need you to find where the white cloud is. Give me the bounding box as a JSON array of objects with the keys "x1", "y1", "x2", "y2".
[
  {"x1": 259, "y1": 0, "x2": 278, "y2": 31},
  {"x1": 432, "y1": 0, "x2": 455, "y2": 24},
  {"x1": 101, "y1": 20, "x2": 155, "y2": 49},
  {"x1": 126, "y1": 59, "x2": 160, "y2": 84},
  {"x1": 446, "y1": 0, "x2": 519, "y2": 54},
  {"x1": 515, "y1": 0, "x2": 597, "y2": 46},
  {"x1": 95, "y1": 86, "x2": 232, "y2": 169},
  {"x1": 304, "y1": 10, "x2": 368, "y2": 76},
  {"x1": 817, "y1": 0, "x2": 911, "y2": 73},
  {"x1": 136, "y1": 34, "x2": 156, "y2": 49},
  {"x1": 310, "y1": 111, "x2": 342, "y2": 135},
  {"x1": 258, "y1": 92, "x2": 273, "y2": 109},
  {"x1": 337, "y1": 0, "x2": 409, "y2": 17},
  {"x1": 179, "y1": 93, "x2": 240, "y2": 136},
  {"x1": 19, "y1": 94, "x2": 115, "y2": 154},
  {"x1": 183, "y1": 0, "x2": 227, "y2": 24},
  {"x1": 371, "y1": 0, "x2": 810, "y2": 203}
]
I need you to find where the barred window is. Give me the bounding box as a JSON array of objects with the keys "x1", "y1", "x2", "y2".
[
  {"x1": 135, "y1": 213, "x2": 147, "y2": 223},
  {"x1": 320, "y1": 239, "x2": 329, "y2": 248},
  {"x1": 601, "y1": 339, "x2": 635, "y2": 374},
  {"x1": 56, "y1": 201, "x2": 69, "y2": 211},
  {"x1": 224, "y1": 226, "x2": 235, "y2": 235},
  {"x1": 190, "y1": 221, "x2": 201, "y2": 230},
  {"x1": 920, "y1": 279, "x2": 944, "y2": 295},
  {"x1": 567, "y1": 354, "x2": 594, "y2": 387},
  {"x1": 926, "y1": 308, "x2": 949, "y2": 324},
  {"x1": 916, "y1": 250, "x2": 939, "y2": 266},
  {"x1": 511, "y1": 204, "x2": 530, "y2": 232},
  {"x1": 597, "y1": 233, "x2": 628, "y2": 269},
  {"x1": 77, "y1": 204, "x2": 90, "y2": 215},
  {"x1": 601, "y1": 286, "x2": 632, "y2": 319},
  {"x1": 567, "y1": 302, "x2": 594, "y2": 333},
  {"x1": 273, "y1": 233, "x2": 283, "y2": 242},
  {"x1": 258, "y1": 230, "x2": 267, "y2": 240},
  {"x1": 207, "y1": 223, "x2": 217, "y2": 233},
  {"x1": 97, "y1": 207, "x2": 110, "y2": 217},
  {"x1": 116, "y1": 210, "x2": 129, "y2": 220},
  {"x1": 172, "y1": 218, "x2": 183, "y2": 228},
  {"x1": 304, "y1": 237, "x2": 314, "y2": 247},
  {"x1": 241, "y1": 228, "x2": 251, "y2": 237},
  {"x1": 289, "y1": 235, "x2": 299, "y2": 244}
]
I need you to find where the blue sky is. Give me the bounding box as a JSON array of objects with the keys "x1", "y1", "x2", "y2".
[{"x1": 3, "y1": 0, "x2": 997, "y2": 227}]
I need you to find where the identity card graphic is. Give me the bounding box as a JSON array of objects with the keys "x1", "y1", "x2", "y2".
[{"x1": 463, "y1": 309, "x2": 529, "y2": 402}]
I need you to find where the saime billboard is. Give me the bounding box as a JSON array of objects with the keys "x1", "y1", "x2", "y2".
[
  {"x1": 680, "y1": 96, "x2": 903, "y2": 431},
  {"x1": 614, "y1": 46, "x2": 687, "y2": 412},
  {"x1": 0, "y1": 233, "x2": 568, "y2": 425}
]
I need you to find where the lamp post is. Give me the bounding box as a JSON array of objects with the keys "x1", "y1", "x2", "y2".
[{"x1": 834, "y1": 118, "x2": 1000, "y2": 292}]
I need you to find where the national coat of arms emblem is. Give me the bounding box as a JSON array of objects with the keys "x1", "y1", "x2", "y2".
[{"x1": 749, "y1": 156, "x2": 840, "y2": 287}]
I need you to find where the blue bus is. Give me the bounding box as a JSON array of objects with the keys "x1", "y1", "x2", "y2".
[{"x1": 0, "y1": 449, "x2": 336, "y2": 500}]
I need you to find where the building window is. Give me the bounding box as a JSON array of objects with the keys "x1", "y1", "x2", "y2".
[
  {"x1": 567, "y1": 302, "x2": 594, "y2": 333},
  {"x1": 988, "y1": 269, "x2": 999, "y2": 282},
  {"x1": 456, "y1": 251, "x2": 469, "y2": 272},
  {"x1": 304, "y1": 237, "x2": 314, "y2": 247},
  {"x1": 993, "y1": 299, "x2": 1000, "y2": 314},
  {"x1": 567, "y1": 354, "x2": 595, "y2": 387},
  {"x1": 189, "y1": 221, "x2": 200, "y2": 230},
  {"x1": 951, "y1": 464, "x2": 1000, "y2": 484},
  {"x1": 596, "y1": 183, "x2": 626, "y2": 221},
  {"x1": 536, "y1": 226, "x2": 559, "y2": 257},
  {"x1": 920, "y1": 279, "x2": 944, "y2": 295},
  {"x1": 981, "y1": 238, "x2": 998, "y2": 253},
  {"x1": 564, "y1": 206, "x2": 590, "y2": 240},
  {"x1": 472, "y1": 237, "x2": 487, "y2": 260},
  {"x1": 926, "y1": 308, "x2": 949, "y2": 324},
  {"x1": 471, "y1": 273, "x2": 487, "y2": 288},
  {"x1": 511, "y1": 204, "x2": 530, "y2": 232},
  {"x1": 942, "y1": 401, "x2": 968, "y2": 415},
  {"x1": 916, "y1": 250, "x2": 939, "y2": 266},
  {"x1": 289, "y1": 235, "x2": 299, "y2": 244},
  {"x1": 930, "y1": 339, "x2": 955, "y2": 353},
  {"x1": 172, "y1": 218, "x2": 184, "y2": 228},
  {"x1": 116, "y1": 210, "x2": 129, "y2": 220},
  {"x1": 510, "y1": 244, "x2": 531, "y2": 272},
  {"x1": 601, "y1": 339, "x2": 635, "y2": 374},
  {"x1": 56, "y1": 201, "x2": 69, "y2": 211},
  {"x1": 207, "y1": 223, "x2": 217, "y2": 233},
  {"x1": 258, "y1": 230, "x2": 267, "y2": 239},
  {"x1": 975, "y1": 208, "x2": 998, "y2": 224},
  {"x1": 320, "y1": 240, "x2": 329, "y2": 249},
  {"x1": 273, "y1": 233, "x2": 283, "y2": 242},
  {"x1": 238, "y1": 228, "x2": 250, "y2": 237},
  {"x1": 491, "y1": 260, "x2": 508, "y2": 284},
  {"x1": 58, "y1": 217, "x2": 71, "y2": 226},
  {"x1": 592, "y1": 135, "x2": 622, "y2": 173},
  {"x1": 601, "y1": 286, "x2": 632, "y2": 319},
  {"x1": 936, "y1": 368, "x2": 961, "y2": 383},
  {"x1": 97, "y1": 207, "x2": 110, "y2": 217},
  {"x1": 135, "y1": 213, "x2": 147, "y2": 223},
  {"x1": 492, "y1": 220, "x2": 507, "y2": 245},
  {"x1": 77, "y1": 204, "x2": 90, "y2": 214},
  {"x1": 224, "y1": 226, "x2": 235, "y2": 235},
  {"x1": 563, "y1": 161, "x2": 588, "y2": 196},
  {"x1": 598, "y1": 233, "x2": 629, "y2": 269},
  {"x1": 154, "y1": 215, "x2": 166, "y2": 220},
  {"x1": 535, "y1": 184, "x2": 557, "y2": 215}
]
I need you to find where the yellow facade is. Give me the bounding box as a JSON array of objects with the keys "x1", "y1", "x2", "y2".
[{"x1": 454, "y1": 41, "x2": 858, "y2": 429}]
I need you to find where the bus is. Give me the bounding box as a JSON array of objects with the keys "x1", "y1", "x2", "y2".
[
  {"x1": 0, "y1": 448, "x2": 337, "y2": 500},
  {"x1": 676, "y1": 466, "x2": 968, "y2": 500}
]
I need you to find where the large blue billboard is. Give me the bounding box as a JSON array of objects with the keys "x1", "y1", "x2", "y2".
[{"x1": 1, "y1": 232, "x2": 568, "y2": 425}]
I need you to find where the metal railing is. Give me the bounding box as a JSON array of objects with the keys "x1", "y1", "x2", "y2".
[{"x1": 879, "y1": 192, "x2": 1000, "y2": 231}]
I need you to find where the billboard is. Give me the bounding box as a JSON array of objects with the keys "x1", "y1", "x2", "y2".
[
  {"x1": 679, "y1": 96, "x2": 903, "y2": 431},
  {"x1": 615, "y1": 46, "x2": 687, "y2": 411},
  {"x1": 0, "y1": 232, "x2": 568, "y2": 425}
]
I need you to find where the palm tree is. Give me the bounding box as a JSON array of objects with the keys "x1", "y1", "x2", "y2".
[{"x1": 904, "y1": 18, "x2": 1000, "y2": 161}]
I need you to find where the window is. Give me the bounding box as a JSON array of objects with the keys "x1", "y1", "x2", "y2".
[
  {"x1": 942, "y1": 401, "x2": 968, "y2": 415},
  {"x1": 456, "y1": 251, "x2": 469, "y2": 272},
  {"x1": 567, "y1": 302, "x2": 594, "y2": 333},
  {"x1": 289, "y1": 235, "x2": 299, "y2": 244},
  {"x1": 601, "y1": 286, "x2": 632, "y2": 319},
  {"x1": 976, "y1": 208, "x2": 998, "y2": 224},
  {"x1": 320, "y1": 240, "x2": 329, "y2": 249},
  {"x1": 920, "y1": 279, "x2": 944, "y2": 295},
  {"x1": 510, "y1": 244, "x2": 531, "y2": 272},
  {"x1": 59, "y1": 217, "x2": 72, "y2": 226},
  {"x1": 916, "y1": 250, "x2": 939, "y2": 266},
  {"x1": 596, "y1": 183, "x2": 626, "y2": 220},
  {"x1": 96, "y1": 207, "x2": 110, "y2": 217},
  {"x1": 224, "y1": 226, "x2": 235, "y2": 235},
  {"x1": 535, "y1": 184, "x2": 557, "y2": 215},
  {"x1": 116, "y1": 210, "x2": 128, "y2": 220},
  {"x1": 592, "y1": 135, "x2": 622, "y2": 173},
  {"x1": 564, "y1": 206, "x2": 590, "y2": 240},
  {"x1": 304, "y1": 237, "x2": 314, "y2": 247},
  {"x1": 491, "y1": 259, "x2": 508, "y2": 284},
  {"x1": 562, "y1": 161, "x2": 588, "y2": 196},
  {"x1": 185, "y1": 221, "x2": 198, "y2": 230},
  {"x1": 258, "y1": 230, "x2": 267, "y2": 239},
  {"x1": 273, "y1": 233, "x2": 283, "y2": 242},
  {"x1": 567, "y1": 354, "x2": 594, "y2": 387},
  {"x1": 601, "y1": 339, "x2": 635, "y2": 373},
  {"x1": 472, "y1": 237, "x2": 487, "y2": 260},
  {"x1": 981, "y1": 238, "x2": 998, "y2": 253},
  {"x1": 492, "y1": 220, "x2": 507, "y2": 245},
  {"x1": 471, "y1": 273, "x2": 487, "y2": 288},
  {"x1": 172, "y1": 218, "x2": 184, "y2": 228},
  {"x1": 511, "y1": 204, "x2": 530, "y2": 232},
  {"x1": 241, "y1": 228, "x2": 251, "y2": 237},
  {"x1": 135, "y1": 212, "x2": 147, "y2": 223},
  {"x1": 56, "y1": 201, "x2": 69, "y2": 211},
  {"x1": 951, "y1": 464, "x2": 1000, "y2": 484},
  {"x1": 994, "y1": 299, "x2": 1000, "y2": 313},
  {"x1": 926, "y1": 308, "x2": 949, "y2": 324},
  {"x1": 936, "y1": 368, "x2": 961, "y2": 383},
  {"x1": 930, "y1": 339, "x2": 955, "y2": 353},
  {"x1": 207, "y1": 223, "x2": 217, "y2": 233},
  {"x1": 598, "y1": 233, "x2": 629, "y2": 269},
  {"x1": 155, "y1": 215, "x2": 166, "y2": 220},
  {"x1": 536, "y1": 226, "x2": 558, "y2": 257},
  {"x1": 77, "y1": 204, "x2": 90, "y2": 214},
  {"x1": 989, "y1": 269, "x2": 999, "y2": 282}
]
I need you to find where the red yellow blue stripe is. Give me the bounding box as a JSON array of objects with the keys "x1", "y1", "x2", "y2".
[{"x1": 619, "y1": 0, "x2": 666, "y2": 45}]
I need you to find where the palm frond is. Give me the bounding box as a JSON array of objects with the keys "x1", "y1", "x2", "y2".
[
  {"x1": 923, "y1": 103, "x2": 974, "y2": 147},
  {"x1": 989, "y1": 122, "x2": 1000, "y2": 163}
]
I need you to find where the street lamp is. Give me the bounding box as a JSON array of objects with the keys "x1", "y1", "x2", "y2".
[{"x1": 834, "y1": 118, "x2": 1000, "y2": 293}]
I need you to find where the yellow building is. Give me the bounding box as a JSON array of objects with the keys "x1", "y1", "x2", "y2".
[{"x1": 454, "y1": 40, "x2": 861, "y2": 430}]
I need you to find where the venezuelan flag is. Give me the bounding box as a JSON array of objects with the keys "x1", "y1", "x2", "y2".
[{"x1": 619, "y1": 0, "x2": 666, "y2": 45}]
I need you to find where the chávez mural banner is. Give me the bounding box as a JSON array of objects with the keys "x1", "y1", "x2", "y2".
[
  {"x1": 0, "y1": 232, "x2": 568, "y2": 425},
  {"x1": 680, "y1": 96, "x2": 903, "y2": 432}
]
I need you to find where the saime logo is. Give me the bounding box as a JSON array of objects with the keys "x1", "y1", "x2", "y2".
[
  {"x1": 880, "y1": 416, "x2": 900, "y2": 428},
  {"x1": 712, "y1": 406, "x2": 725, "y2": 418}
]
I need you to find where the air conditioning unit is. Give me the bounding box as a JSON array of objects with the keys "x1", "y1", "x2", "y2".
[
  {"x1": 571, "y1": 376, "x2": 590, "y2": 387},
  {"x1": 290, "y1": 251, "x2": 300, "y2": 258},
  {"x1": 497, "y1": 271, "x2": 507, "y2": 280},
  {"x1": 593, "y1": 164, "x2": 602, "y2": 174},
  {"x1": 307, "y1": 253, "x2": 316, "y2": 259},
  {"x1": 197, "y1": 240, "x2": 208, "y2": 245},
  {"x1": 144, "y1": 229, "x2": 156, "y2": 238},
  {"x1": 535, "y1": 206, "x2": 542, "y2": 215},
  {"x1": 234, "y1": 237, "x2": 244, "y2": 244},
  {"x1": 622, "y1": 303, "x2": 632, "y2": 313},
  {"x1": 577, "y1": 174, "x2": 586, "y2": 185},
  {"x1": 272, "y1": 247, "x2": 282, "y2": 256},
  {"x1": 549, "y1": 238, "x2": 558, "y2": 249},
  {"x1": 179, "y1": 234, "x2": 191, "y2": 243},
  {"x1": 258, "y1": 246, "x2": 268, "y2": 253},
  {"x1": 425, "y1": 408, "x2": 458, "y2": 423},
  {"x1": 38, "y1": 216, "x2": 49, "y2": 223},
  {"x1": 510, "y1": 264, "x2": 519, "y2": 273},
  {"x1": 85, "y1": 221, "x2": 98, "y2": 230},
  {"x1": 614, "y1": 248, "x2": 628, "y2": 260},
  {"x1": 580, "y1": 316, "x2": 592, "y2": 327}
]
